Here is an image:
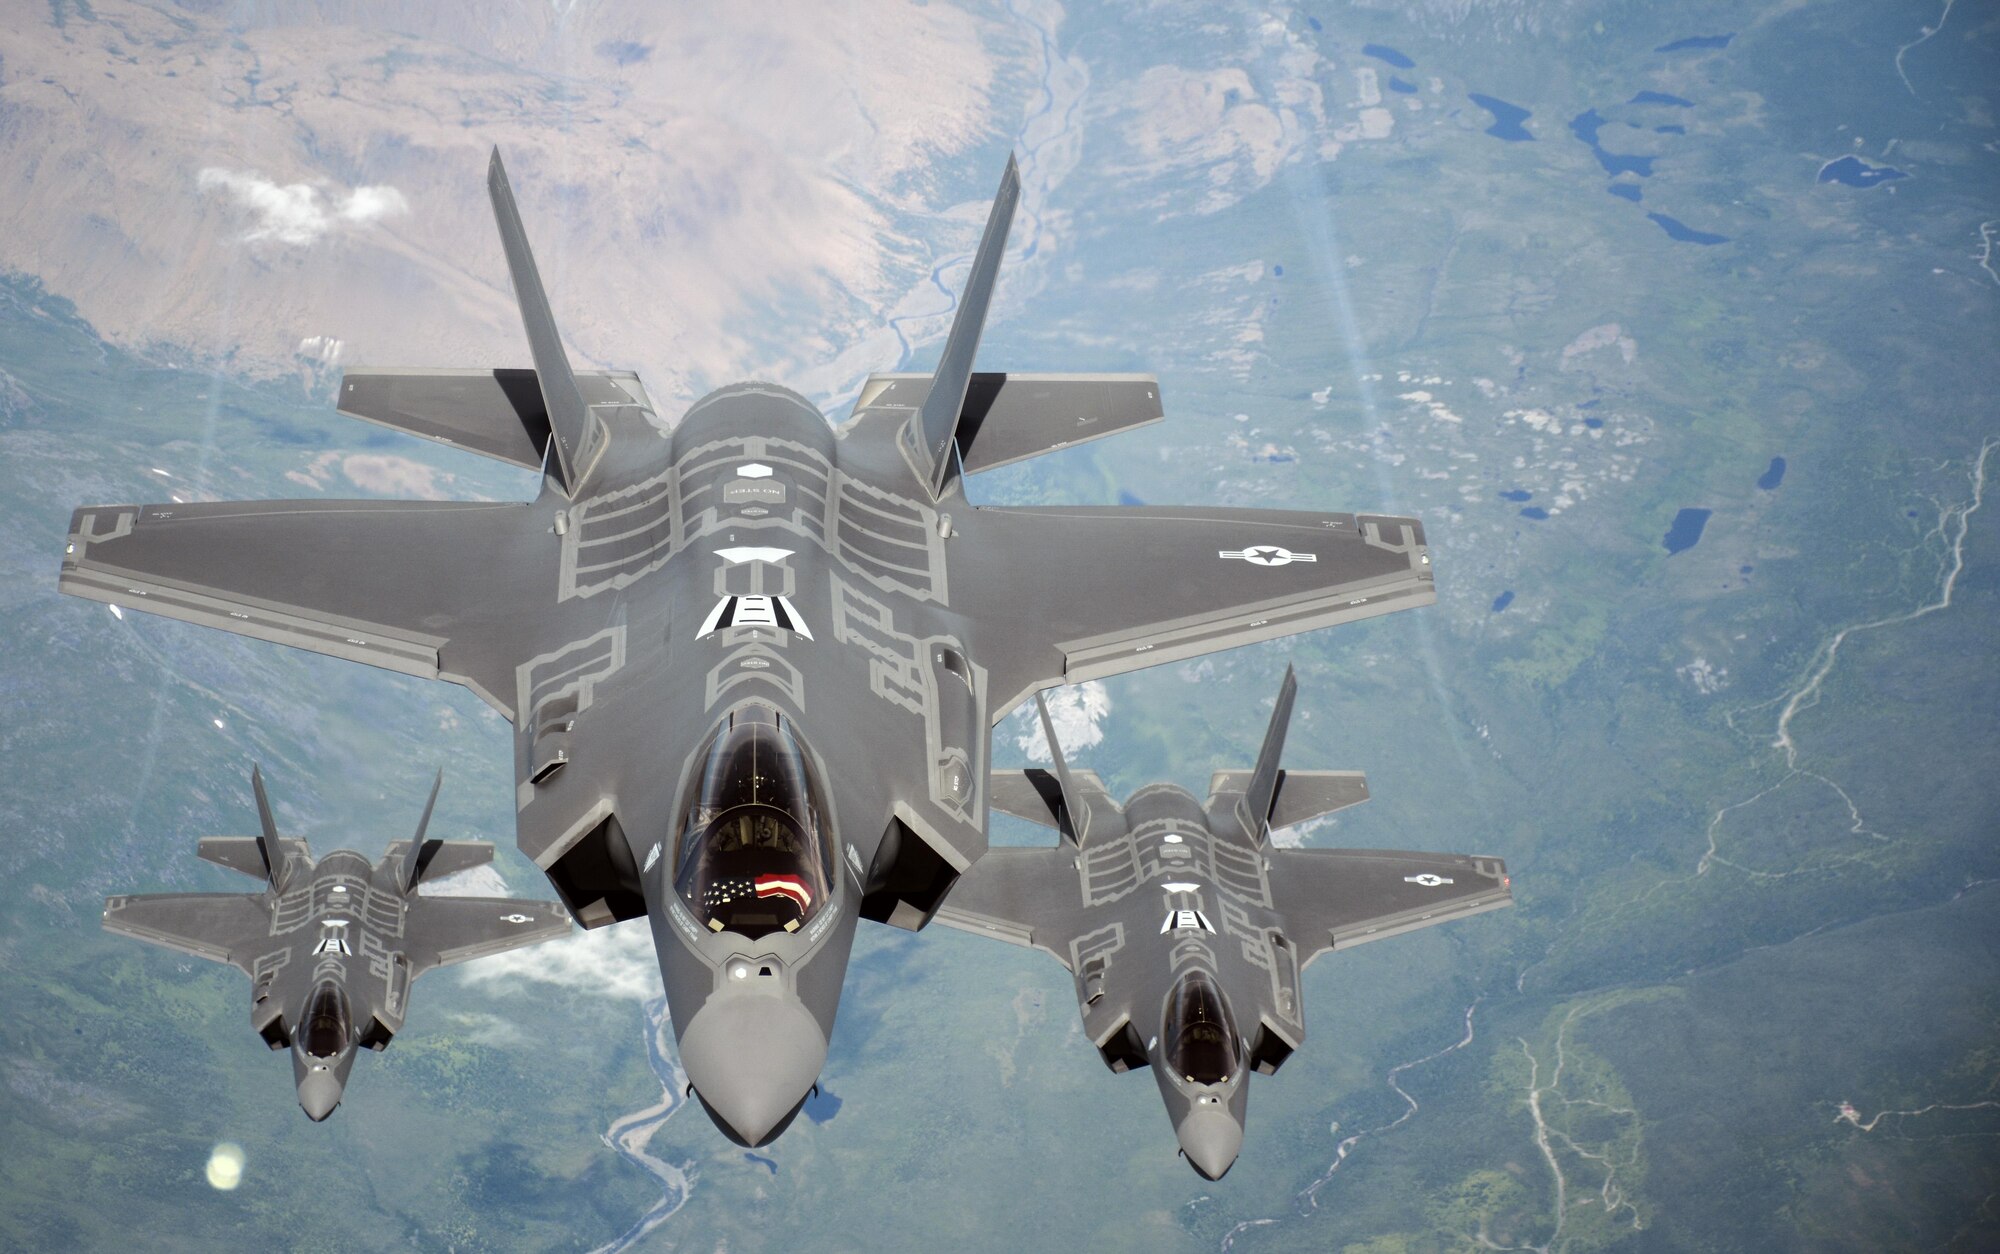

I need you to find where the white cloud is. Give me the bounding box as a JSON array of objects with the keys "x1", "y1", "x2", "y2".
[
  {"x1": 1016, "y1": 681, "x2": 1110, "y2": 762},
  {"x1": 420, "y1": 865, "x2": 511, "y2": 898},
  {"x1": 459, "y1": 919, "x2": 663, "y2": 1001},
  {"x1": 197, "y1": 167, "x2": 407, "y2": 245},
  {"x1": 337, "y1": 184, "x2": 408, "y2": 225},
  {"x1": 339, "y1": 452, "x2": 453, "y2": 499}
]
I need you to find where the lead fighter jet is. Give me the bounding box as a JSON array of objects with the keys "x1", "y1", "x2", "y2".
[
  {"x1": 62, "y1": 151, "x2": 1436, "y2": 1145},
  {"x1": 102, "y1": 769, "x2": 572, "y2": 1120},
  {"x1": 935, "y1": 669, "x2": 1511, "y2": 1178}
]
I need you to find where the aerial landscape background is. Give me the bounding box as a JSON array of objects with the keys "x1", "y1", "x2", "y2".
[{"x1": 1, "y1": 0, "x2": 1995, "y2": 1249}]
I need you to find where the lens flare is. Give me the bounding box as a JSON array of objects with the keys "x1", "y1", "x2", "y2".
[{"x1": 204, "y1": 1142, "x2": 246, "y2": 1191}]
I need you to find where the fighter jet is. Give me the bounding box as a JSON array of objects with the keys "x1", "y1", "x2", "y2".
[
  {"x1": 101, "y1": 768, "x2": 571, "y2": 1120},
  {"x1": 61, "y1": 150, "x2": 1437, "y2": 1145},
  {"x1": 933, "y1": 669, "x2": 1511, "y2": 1179}
]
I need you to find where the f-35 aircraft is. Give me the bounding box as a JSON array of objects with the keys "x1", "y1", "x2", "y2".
[
  {"x1": 101, "y1": 769, "x2": 571, "y2": 1120},
  {"x1": 62, "y1": 150, "x2": 1437, "y2": 1145},
  {"x1": 934, "y1": 669, "x2": 1511, "y2": 1178}
]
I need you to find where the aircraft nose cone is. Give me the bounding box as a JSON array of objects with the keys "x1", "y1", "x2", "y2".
[
  {"x1": 679, "y1": 996, "x2": 827, "y2": 1147},
  {"x1": 296, "y1": 1070, "x2": 345, "y2": 1122},
  {"x1": 1177, "y1": 1105, "x2": 1244, "y2": 1180}
]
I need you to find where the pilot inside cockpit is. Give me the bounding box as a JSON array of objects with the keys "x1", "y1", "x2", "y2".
[
  {"x1": 1163, "y1": 969, "x2": 1242, "y2": 1086},
  {"x1": 672, "y1": 703, "x2": 837, "y2": 941}
]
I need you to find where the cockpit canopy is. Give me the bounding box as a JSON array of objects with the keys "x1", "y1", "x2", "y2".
[
  {"x1": 300, "y1": 983, "x2": 352, "y2": 1060},
  {"x1": 673, "y1": 704, "x2": 837, "y2": 941},
  {"x1": 1163, "y1": 969, "x2": 1241, "y2": 1085}
]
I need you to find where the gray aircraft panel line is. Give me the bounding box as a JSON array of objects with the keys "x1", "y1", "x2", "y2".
[
  {"x1": 101, "y1": 768, "x2": 572, "y2": 1121},
  {"x1": 62, "y1": 148, "x2": 1437, "y2": 1148},
  {"x1": 932, "y1": 668, "x2": 1512, "y2": 1179}
]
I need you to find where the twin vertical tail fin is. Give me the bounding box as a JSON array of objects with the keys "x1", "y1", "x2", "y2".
[
  {"x1": 910, "y1": 156, "x2": 1021, "y2": 499},
  {"x1": 1233, "y1": 665, "x2": 1298, "y2": 847},
  {"x1": 399, "y1": 769, "x2": 446, "y2": 894},
  {"x1": 1034, "y1": 691, "x2": 1093, "y2": 846},
  {"x1": 487, "y1": 147, "x2": 596, "y2": 497},
  {"x1": 250, "y1": 764, "x2": 283, "y2": 887}
]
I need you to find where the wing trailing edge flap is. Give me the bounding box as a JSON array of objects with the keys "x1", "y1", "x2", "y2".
[
  {"x1": 855, "y1": 372, "x2": 1163, "y2": 474},
  {"x1": 957, "y1": 505, "x2": 1435, "y2": 718},
  {"x1": 1268, "y1": 849, "x2": 1513, "y2": 967},
  {"x1": 61, "y1": 497, "x2": 540, "y2": 719},
  {"x1": 401, "y1": 895, "x2": 572, "y2": 976},
  {"x1": 101, "y1": 893, "x2": 273, "y2": 971}
]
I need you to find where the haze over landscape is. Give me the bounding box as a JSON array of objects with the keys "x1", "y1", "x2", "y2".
[{"x1": 2, "y1": 1, "x2": 1996, "y2": 1250}]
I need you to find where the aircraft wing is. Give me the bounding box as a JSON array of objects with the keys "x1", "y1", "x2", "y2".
[
  {"x1": 402, "y1": 897, "x2": 572, "y2": 976},
  {"x1": 102, "y1": 893, "x2": 274, "y2": 972},
  {"x1": 931, "y1": 848, "x2": 1081, "y2": 970},
  {"x1": 1267, "y1": 848, "x2": 1512, "y2": 967},
  {"x1": 957, "y1": 506, "x2": 1433, "y2": 716},
  {"x1": 60, "y1": 499, "x2": 546, "y2": 719}
]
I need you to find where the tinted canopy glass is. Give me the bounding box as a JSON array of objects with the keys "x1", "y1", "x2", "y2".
[
  {"x1": 1163, "y1": 969, "x2": 1241, "y2": 1084},
  {"x1": 673, "y1": 704, "x2": 836, "y2": 940},
  {"x1": 300, "y1": 983, "x2": 352, "y2": 1059}
]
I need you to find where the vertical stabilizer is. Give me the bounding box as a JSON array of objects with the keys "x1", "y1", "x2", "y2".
[
  {"x1": 1035, "y1": 691, "x2": 1092, "y2": 845},
  {"x1": 249, "y1": 764, "x2": 280, "y2": 886},
  {"x1": 910, "y1": 156, "x2": 1021, "y2": 498},
  {"x1": 400, "y1": 770, "x2": 445, "y2": 893},
  {"x1": 1234, "y1": 666, "x2": 1298, "y2": 846},
  {"x1": 488, "y1": 147, "x2": 594, "y2": 495}
]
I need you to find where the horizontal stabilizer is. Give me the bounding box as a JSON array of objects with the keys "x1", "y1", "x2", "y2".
[
  {"x1": 198, "y1": 837, "x2": 281, "y2": 884},
  {"x1": 856, "y1": 372, "x2": 1163, "y2": 474},
  {"x1": 339, "y1": 369, "x2": 551, "y2": 470},
  {"x1": 389, "y1": 839, "x2": 497, "y2": 890},
  {"x1": 1206, "y1": 769, "x2": 1370, "y2": 830},
  {"x1": 338, "y1": 368, "x2": 658, "y2": 475},
  {"x1": 989, "y1": 767, "x2": 1117, "y2": 830}
]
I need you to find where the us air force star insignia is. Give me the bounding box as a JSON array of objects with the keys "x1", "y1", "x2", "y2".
[
  {"x1": 500, "y1": 913, "x2": 535, "y2": 924},
  {"x1": 1219, "y1": 545, "x2": 1317, "y2": 567},
  {"x1": 1403, "y1": 873, "x2": 1454, "y2": 887}
]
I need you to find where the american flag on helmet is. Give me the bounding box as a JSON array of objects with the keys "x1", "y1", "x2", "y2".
[{"x1": 754, "y1": 874, "x2": 812, "y2": 911}]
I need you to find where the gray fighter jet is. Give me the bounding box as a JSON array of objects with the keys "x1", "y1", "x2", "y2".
[
  {"x1": 101, "y1": 768, "x2": 571, "y2": 1120},
  {"x1": 934, "y1": 669, "x2": 1511, "y2": 1179},
  {"x1": 61, "y1": 151, "x2": 1437, "y2": 1145}
]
